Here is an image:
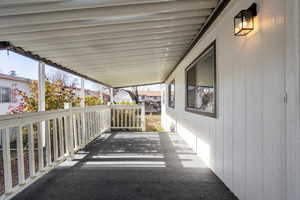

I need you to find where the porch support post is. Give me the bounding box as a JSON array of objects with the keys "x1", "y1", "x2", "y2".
[
  {"x1": 110, "y1": 88, "x2": 114, "y2": 104},
  {"x1": 64, "y1": 103, "x2": 74, "y2": 160},
  {"x1": 38, "y1": 61, "x2": 46, "y2": 147},
  {"x1": 141, "y1": 103, "x2": 146, "y2": 132},
  {"x1": 80, "y1": 78, "x2": 85, "y2": 107},
  {"x1": 80, "y1": 79, "x2": 87, "y2": 146}
]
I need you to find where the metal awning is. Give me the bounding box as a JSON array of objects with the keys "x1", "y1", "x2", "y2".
[{"x1": 0, "y1": 0, "x2": 222, "y2": 87}]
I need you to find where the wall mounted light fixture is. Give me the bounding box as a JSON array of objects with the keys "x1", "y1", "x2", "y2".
[{"x1": 234, "y1": 3, "x2": 257, "y2": 36}]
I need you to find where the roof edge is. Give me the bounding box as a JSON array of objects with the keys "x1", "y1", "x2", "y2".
[
  {"x1": 0, "y1": 42, "x2": 112, "y2": 88},
  {"x1": 163, "y1": 0, "x2": 232, "y2": 82},
  {"x1": 115, "y1": 81, "x2": 163, "y2": 89}
]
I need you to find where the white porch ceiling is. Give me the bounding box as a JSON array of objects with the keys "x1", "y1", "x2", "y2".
[{"x1": 0, "y1": 0, "x2": 219, "y2": 87}]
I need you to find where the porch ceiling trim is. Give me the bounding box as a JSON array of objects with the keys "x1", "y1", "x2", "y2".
[
  {"x1": 0, "y1": 0, "x2": 231, "y2": 88},
  {"x1": 163, "y1": 0, "x2": 232, "y2": 83},
  {"x1": 0, "y1": 42, "x2": 112, "y2": 88}
]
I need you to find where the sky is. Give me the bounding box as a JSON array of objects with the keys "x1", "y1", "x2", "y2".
[
  {"x1": 0, "y1": 50, "x2": 161, "y2": 91},
  {"x1": 0, "y1": 50, "x2": 38, "y2": 79}
]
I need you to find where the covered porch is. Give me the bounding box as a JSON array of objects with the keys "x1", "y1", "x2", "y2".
[
  {"x1": 11, "y1": 131, "x2": 237, "y2": 200},
  {"x1": 0, "y1": 0, "x2": 299, "y2": 200}
]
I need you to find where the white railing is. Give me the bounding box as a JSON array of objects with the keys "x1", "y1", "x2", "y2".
[
  {"x1": 0, "y1": 105, "x2": 110, "y2": 199},
  {"x1": 110, "y1": 104, "x2": 146, "y2": 131}
]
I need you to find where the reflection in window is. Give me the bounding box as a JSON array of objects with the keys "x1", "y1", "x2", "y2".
[
  {"x1": 168, "y1": 79, "x2": 175, "y2": 108},
  {"x1": 185, "y1": 42, "x2": 216, "y2": 117}
]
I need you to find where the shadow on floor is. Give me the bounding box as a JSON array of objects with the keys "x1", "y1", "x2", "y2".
[{"x1": 11, "y1": 132, "x2": 238, "y2": 200}]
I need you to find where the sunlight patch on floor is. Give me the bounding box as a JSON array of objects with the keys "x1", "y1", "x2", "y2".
[
  {"x1": 91, "y1": 153, "x2": 164, "y2": 159},
  {"x1": 83, "y1": 161, "x2": 166, "y2": 168}
]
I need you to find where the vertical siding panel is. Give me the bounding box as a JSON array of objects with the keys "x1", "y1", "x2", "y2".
[
  {"x1": 261, "y1": 1, "x2": 286, "y2": 200},
  {"x1": 232, "y1": 45, "x2": 246, "y2": 199},
  {"x1": 222, "y1": 39, "x2": 234, "y2": 189},
  {"x1": 286, "y1": 1, "x2": 300, "y2": 199},
  {"x1": 215, "y1": 38, "x2": 224, "y2": 179},
  {"x1": 245, "y1": 34, "x2": 264, "y2": 200}
]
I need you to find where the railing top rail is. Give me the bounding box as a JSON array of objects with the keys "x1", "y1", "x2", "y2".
[
  {"x1": 0, "y1": 105, "x2": 110, "y2": 129},
  {"x1": 110, "y1": 104, "x2": 144, "y2": 109}
]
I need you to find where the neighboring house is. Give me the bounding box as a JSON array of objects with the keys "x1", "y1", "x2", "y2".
[
  {"x1": 138, "y1": 90, "x2": 161, "y2": 103},
  {"x1": 138, "y1": 90, "x2": 161, "y2": 114},
  {"x1": 0, "y1": 73, "x2": 32, "y2": 115},
  {"x1": 113, "y1": 89, "x2": 136, "y2": 104}
]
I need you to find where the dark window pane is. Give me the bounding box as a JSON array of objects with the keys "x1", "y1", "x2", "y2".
[
  {"x1": 0, "y1": 87, "x2": 11, "y2": 103},
  {"x1": 186, "y1": 42, "x2": 216, "y2": 117},
  {"x1": 168, "y1": 80, "x2": 175, "y2": 108}
]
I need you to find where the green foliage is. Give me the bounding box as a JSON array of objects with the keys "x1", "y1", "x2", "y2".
[
  {"x1": 85, "y1": 96, "x2": 102, "y2": 106},
  {"x1": 117, "y1": 101, "x2": 137, "y2": 105}
]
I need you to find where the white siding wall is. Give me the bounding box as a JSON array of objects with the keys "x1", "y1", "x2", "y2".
[
  {"x1": 286, "y1": 0, "x2": 300, "y2": 199},
  {"x1": 161, "y1": 0, "x2": 300, "y2": 200}
]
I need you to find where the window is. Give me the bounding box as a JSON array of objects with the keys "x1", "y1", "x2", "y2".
[
  {"x1": 168, "y1": 79, "x2": 175, "y2": 108},
  {"x1": 185, "y1": 41, "x2": 216, "y2": 117},
  {"x1": 0, "y1": 87, "x2": 11, "y2": 103}
]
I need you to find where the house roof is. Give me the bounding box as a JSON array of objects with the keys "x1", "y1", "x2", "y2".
[
  {"x1": 139, "y1": 90, "x2": 161, "y2": 97},
  {"x1": 0, "y1": 73, "x2": 32, "y2": 83},
  {"x1": 0, "y1": 0, "x2": 225, "y2": 87}
]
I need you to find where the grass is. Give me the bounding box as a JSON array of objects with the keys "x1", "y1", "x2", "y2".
[{"x1": 145, "y1": 114, "x2": 164, "y2": 132}]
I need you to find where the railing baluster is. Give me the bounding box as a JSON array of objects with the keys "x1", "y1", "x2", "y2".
[
  {"x1": 53, "y1": 119, "x2": 58, "y2": 162},
  {"x1": 129, "y1": 109, "x2": 132, "y2": 128},
  {"x1": 28, "y1": 124, "x2": 35, "y2": 177},
  {"x1": 92, "y1": 112, "x2": 96, "y2": 137},
  {"x1": 120, "y1": 109, "x2": 123, "y2": 128},
  {"x1": 37, "y1": 123, "x2": 44, "y2": 171},
  {"x1": 63, "y1": 116, "x2": 69, "y2": 156},
  {"x1": 68, "y1": 112, "x2": 74, "y2": 159},
  {"x1": 95, "y1": 112, "x2": 99, "y2": 135},
  {"x1": 77, "y1": 114, "x2": 80, "y2": 146},
  {"x1": 73, "y1": 115, "x2": 78, "y2": 150},
  {"x1": 2, "y1": 128, "x2": 12, "y2": 194},
  {"x1": 133, "y1": 109, "x2": 136, "y2": 128},
  {"x1": 89, "y1": 113, "x2": 93, "y2": 138},
  {"x1": 58, "y1": 117, "x2": 64, "y2": 157},
  {"x1": 117, "y1": 109, "x2": 120, "y2": 128},
  {"x1": 141, "y1": 104, "x2": 146, "y2": 131},
  {"x1": 76, "y1": 114, "x2": 81, "y2": 147},
  {"x1": 137, "y1": 108, "x2": 141, "y2": 128},
  {"x1": 81, "y1": 111, "x2": 86, "y2": 146},
  {"x1": 16, "y1": 126, "x2": 25, "y2": 185},
  {"x1": 86, "y1": 112, "x2": 89, "y2": 141},
  {"x1": 77, "y1": 114, "x2": 82, "y2": 146},
  {"x1": 45, "y1": 120, "x2": 52, "y2": 167},
  {"x1": 99, "y1": 111, "x2": 102, "y2": 133},
  {"x1": 124, "y1": 109, "x2": 127, "y2": 128},
  {"x1": 90, "y1": 112, "x2": 94, "y2": 140},
  {"x1": 112, "y1": 108, "x2": 115, "y2": 128}
]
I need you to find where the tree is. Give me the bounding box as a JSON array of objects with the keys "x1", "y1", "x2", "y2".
[
  {"x1": 130, "y1": 86, "x2": 139, "y2": 103},
  {"x1": 10, "y1": 80, "x2": 106, "y2": 114},
  {"x1": 10, "y1": 79, "x2": 78, "y2": 114}
]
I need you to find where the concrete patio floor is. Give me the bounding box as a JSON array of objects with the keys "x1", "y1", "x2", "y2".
[{"x1": 11, "y1": 132, "x2": 238, "y2": 200}]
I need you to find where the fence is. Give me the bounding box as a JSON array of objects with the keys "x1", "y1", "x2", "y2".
[
  {"x1": 110, "y1": 104, "x2": 146, "y2": 131},
  {"x1": 0, "y1": 105, "x2": 110, "y2": 199}
]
